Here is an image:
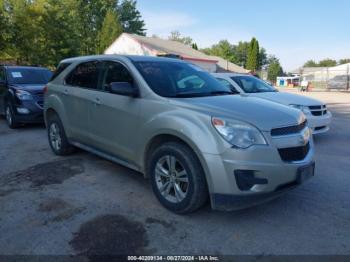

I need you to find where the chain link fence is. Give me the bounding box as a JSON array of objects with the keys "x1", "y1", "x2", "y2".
[{"x1": 297, "y1": 64, "x2": 350, "y2": 90}]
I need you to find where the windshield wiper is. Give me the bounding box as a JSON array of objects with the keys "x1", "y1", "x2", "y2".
[
  {"x1": 169, "y1": 90, "x2": 235, "y2": 98},
  {"x1": 209, "y1": 90, "x2": 235, "y2": 96},
  {"x1": 170, "y1": 92, "x2": 208, "y2": 98}
]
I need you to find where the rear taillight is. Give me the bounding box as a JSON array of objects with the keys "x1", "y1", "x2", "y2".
[{"x1": 43, "y1": 85, "x2": 48, "y2": 94}]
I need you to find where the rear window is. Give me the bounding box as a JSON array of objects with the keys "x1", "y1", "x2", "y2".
[
  {"x1": 50, "y1": 62, "x2": 71, "y2": 81},
  {"x1": 7, "y1": 68, "x2": 52, "y2": 85}
]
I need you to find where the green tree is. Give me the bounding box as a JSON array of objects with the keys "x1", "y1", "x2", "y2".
[
  {"x1": 233, "y1": 41, "x2": 249, "y2": 67},
  {"x1": 318, "y1": 58, "x2": 337, "y2": 67},
  {"x1": 303, "y1": 60, "x2": 318, "y2": 67},
  {"x1": 96, "y1": 10, "x2": 122, "y2": 54},
  {"x1": 201, "y1": 38, "x2": 270, "y2": 69},
  {"x1": 6, "y1": 0, "x2": 45, "y2": 64},
  {"x1": 191, "y1": 43, "x2": 198, "y2": 50},
  {"x1": 258, "y1": 47, "x2": 268, "y2": 69},
  {"x1": 168, "y1": 31, "x2": 193, "y2": 45},
  {"x1": 205, "y1": 40, "x2": 237, "y2": 63},
  {"x1": 6, "y1": 0, "x2": 82, "y2": 66},
  {"x1": 339, "y1": 58, "x2": 350, "y2": 65},
  {"x1": 76, "y1": 0, "x2": 117, "y2": 55},
  {"x1": 40, "y1": 0, "x2": 82, "y2": 66},
  {"x1": 118, "y1": 0, "x2": 146, "y2": 35},
  {"x1": 267, "y1": 56, "x2": 283, "y2": 82},
  {"x1": 304, "y1": 59, "x2": 337, "y2": 68},
  {"x1": 246, "y1": 37, "x2": 259, "y2": 71},
  {"x1": 0, "y1": 0, "x2": 10, "y2": 55}
]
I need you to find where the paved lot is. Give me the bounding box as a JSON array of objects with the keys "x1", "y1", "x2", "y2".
[{"x1": 0, "y1": 91, "x2": 349, "y2": 256}]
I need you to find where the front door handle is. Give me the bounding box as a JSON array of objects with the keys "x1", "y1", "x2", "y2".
[{"x1": 94, "y1": 98, "x2": 101, "y2": 106}]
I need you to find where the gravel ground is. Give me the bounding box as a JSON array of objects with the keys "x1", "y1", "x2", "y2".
[{"x1": 0, "y1": 91, "x2": 349, "y2": 256}]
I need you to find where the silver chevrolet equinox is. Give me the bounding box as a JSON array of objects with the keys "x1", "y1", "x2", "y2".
[{"x1": 44, "y1": 55, "x2": 315, "y2": 214}]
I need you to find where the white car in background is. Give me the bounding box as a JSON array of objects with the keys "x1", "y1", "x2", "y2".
[{"x1": 213, "y1": 73, "x2": 332, "y2": 134}]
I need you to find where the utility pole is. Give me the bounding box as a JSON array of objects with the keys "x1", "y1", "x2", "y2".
[
  {"x1": 347, "y1": 64, "x2": 349, "y2": 90},
  {"x1": 326, "y1": 67, "x2": 329, "y2": 90}
]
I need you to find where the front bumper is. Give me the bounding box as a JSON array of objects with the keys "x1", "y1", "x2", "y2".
[
  {"x1": 211, "y1": 161, "x2": 315, "y2": 211},
  {"x1": 203, "y1": 136, "x2": 315, "y2": 211},
  {"x1": 306, "y1": 112, "x2": 332, "y2": 134}
]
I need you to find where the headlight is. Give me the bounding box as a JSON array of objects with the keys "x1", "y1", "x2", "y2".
[
  {"x1": 212, "y1": 117, "x2": 267, "y2": 149},
  {"x1": 16, "y1": 90, "x2": 33, "y2": 100},
  {"x1": 290, "y1": 104, "x2": 310, "y2": 115}
]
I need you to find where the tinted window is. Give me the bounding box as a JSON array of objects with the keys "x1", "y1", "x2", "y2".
[
  {"x1": 134, "y1": 61, "x2": 232, "y2": 97},
  {"x1": 50, "y1": 62, "x2": 71, "y2": 81},
  {"x1": 216, "y1": 78, "x2": 238, "y2": 93},
  {"x1": 232, "y1": 76, "x2": 277, "y2": 93},
  {"x1": 7, "y1": 68, "x2": 52, "y2": 85},
  {"x1": 66, "y1": 61, "x2": 100, "y2": 89},
  {"x1": 101, "y1": 61, "x2": 133, "y2": 90}
]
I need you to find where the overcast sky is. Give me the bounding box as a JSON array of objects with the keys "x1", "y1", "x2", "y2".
[{"x1": 136, "y1": 0, "x2": 349, "y2": 71}]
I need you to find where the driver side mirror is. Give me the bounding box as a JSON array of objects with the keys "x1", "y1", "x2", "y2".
[{"x1": 109, "y1": 82, "x2": 138, "y2": 97}]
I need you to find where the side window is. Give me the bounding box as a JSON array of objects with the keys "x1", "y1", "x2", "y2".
[
  {"x1": 50, "y1": 62, "x2": 71, "y2": 81},
  {"x1": 66, "y1": 61, "x2": 100, "y2": 89},
  {"x1": 102, "y1": 61, "x2": 133, "y2": 90},
  {"x1": 217, "y1": 78, "x2": 238, "y2": 93}
]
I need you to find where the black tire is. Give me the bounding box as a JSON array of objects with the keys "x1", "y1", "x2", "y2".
[
  {"x1": 148, "y1": 142, "x2": 208, "y2": 214},
  {"x1": 47, "y1": 113, "x2": 74, "y2": 156},
  {"x1": 5, "y1": 103, "x2": 19, "y2": 129}
]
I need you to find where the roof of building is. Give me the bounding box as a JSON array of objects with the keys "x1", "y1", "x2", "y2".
[
  {"x1": 126, "y1": 33, "x2": 219, "y2": 63},
  {"x1": 209, "y1": 55, "x2": 249, "y2": 74},
  {"x1": 105, "y1": 33, "x2": 248, "y2": 73}
]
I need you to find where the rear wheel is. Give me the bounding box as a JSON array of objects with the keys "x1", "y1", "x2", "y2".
[
  {"x1": 148, "y1": 142, "x2": 208, "y2": 214},
  {"x1": 47, "y1": 113, "x2": 74, "y2": 155},
  {"x1": 5, "y1": 103, "x2": 19, "y2": 129}
]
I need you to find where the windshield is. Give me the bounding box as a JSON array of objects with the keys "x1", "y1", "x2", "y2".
[
  {"x1": 133, "y1": 61, "x2": 233, "y2": 97},
  {"x1": 7, "y1": 68, "x2": 52, "y2": 85},
  {"x1": 231, "y1": 75, "x2": 277, "y2": 93}
]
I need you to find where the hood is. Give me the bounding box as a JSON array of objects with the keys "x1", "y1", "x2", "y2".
[
  {"x1": 250, "y1": 92, "x2": 323, "y2": 106},
  {"x1": 10, "y1": 84, "x2": 46, "y2": 94},
  {"x1": 170, "y1": 95, "x2": 304, "y2": 131}
]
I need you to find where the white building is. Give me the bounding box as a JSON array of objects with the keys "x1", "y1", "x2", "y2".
[
  {"x1": 276, "y1": 76, "x2": 300, "y2": 87},
  {"x1": 105, "y1": 33, "x2": 248, "y2": 74}
]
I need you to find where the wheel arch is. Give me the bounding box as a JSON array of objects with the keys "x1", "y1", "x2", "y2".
[{"x1": 142, "y1": 132, "x2": 214, "y2": 193}]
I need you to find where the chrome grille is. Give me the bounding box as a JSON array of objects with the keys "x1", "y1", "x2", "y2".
[
  {"x1": 271, "y1": 121, "x2": 307, "y2": 136},
  {"x1": 278, "y1": 143, "x2": 310, "y2": 162},
  {"x1": 309, "y1": 105, "x2": 327, "y2": 116}
]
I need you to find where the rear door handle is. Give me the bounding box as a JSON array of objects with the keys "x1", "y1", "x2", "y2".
[{"x1": 94, "y1": 98, "x2": 101, "y2": 106}]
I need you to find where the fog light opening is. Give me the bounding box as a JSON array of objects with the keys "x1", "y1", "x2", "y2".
[
  {"x1": 17, "y1": 107, "x2": 30, "y2": 114},
  {"x1": 234, "y1": 170, "x2": 268, "y2": 191}
]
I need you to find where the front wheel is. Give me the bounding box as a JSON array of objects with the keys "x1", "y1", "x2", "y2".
[
  {"x1": 5, "y1": 103, "x2": 19, "y2": 129},
  {"x1": 148, "y1": 142, "x2": 208, "y2": 214},
  {"x1": 47, "y1": 114, "x2": 74, "y2": 156}
]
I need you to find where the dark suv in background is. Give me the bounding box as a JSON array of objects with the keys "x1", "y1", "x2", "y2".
[{"x1": 0, "y1": 65, "x2": 52, "y2": 128}]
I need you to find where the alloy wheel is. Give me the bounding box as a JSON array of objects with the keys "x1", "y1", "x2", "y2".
[
  {"x1": 5, "y1": 106, "x2": 12, "y2": 126},
  {"x1": 155, "y1": 155, "x2": 189, "y2": 203},
  {"x1": 49, "y1": 123, "x2": 62, "y2": 151}
]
